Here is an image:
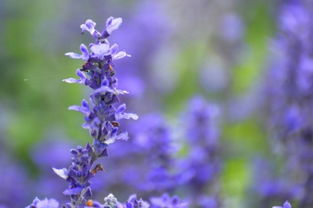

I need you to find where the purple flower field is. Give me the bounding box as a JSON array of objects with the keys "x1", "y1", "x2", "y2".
[{"x1": 0, "y1": 0, "x2": 312, "y2": 207}]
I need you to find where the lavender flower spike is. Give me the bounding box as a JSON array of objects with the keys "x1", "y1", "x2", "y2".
[
  {"x1": 58, "y1": 17, "x2": 137, "y2": 207},
  {"x1": 25, "y1": 17, "x2": 136, "y2": 208},
  {"x1": 272, "y1": 201, "x2": 292, "y2": 208}
]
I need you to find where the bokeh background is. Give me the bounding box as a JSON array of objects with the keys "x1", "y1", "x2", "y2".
[{"x1": 0, "y1": 0, "x2": 293, "y2": 207}]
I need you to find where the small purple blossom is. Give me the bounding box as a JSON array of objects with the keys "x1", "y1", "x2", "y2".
[
  {"x1": 179, "y1": 96, "x2": 221, "y2": 206},
  {"x1": 80, "y1": 17, "x2": 122, "y2": 39},
  {"x1": 272, "y1": 201, "x2": 292, "y2": 208},
  {"x1": 26, "y1": 198, "x2": 59, "y2": 208},
  {"x1": 150, "y1": 194, "x2": 188, "y2": 208},
  {"x1": 124, "y1": 195, "x2": 150, "y2": 208},
  {"x1": 265, "y1": 0, "x2": 313, "y2": 207},
  {"x1": 132, "y1": 114, "x2": 178, "y2": 193}
]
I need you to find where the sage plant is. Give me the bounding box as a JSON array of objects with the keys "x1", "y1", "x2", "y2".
[
  {"x1": 265, "y1": 0, "x2": 313, "y2": 207},
  {"x1": 26, "y1": 16, "x2": 188, "y2": 208},
  {"x1": 27, "y1": 17, "x2": 138, "y2": 207},
  {"x1": 133, "y1": 114, "x2": 179, "y2": 194},
  {"x1": 180, "y1": 96, "x2": 221, "y2": 207}
]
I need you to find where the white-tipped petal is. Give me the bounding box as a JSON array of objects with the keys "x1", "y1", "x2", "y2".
[
  {"x1": 65, "y1": 52, "x2": 82, "y2": 59},
  {"x1": 52, "y1": 168, "x2": 68, "y2": 180},
  {"x1": 68, "y1": 105, "x2": 81, "y2": 111},
  {"x1": 62, "y1": 78, "x2": 79, "y2": 84},
  {"x1": 106, "y1": 17, "x2": 123, "y2": 34},
  {"x1": 112, "y1": 51, "x2": 131, "y2": 60}
]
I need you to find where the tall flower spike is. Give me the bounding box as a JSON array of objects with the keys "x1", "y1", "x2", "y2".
[
  {"x1": 179, "y1": 96, "x2": 221, "y2": 207},
  {"x1": 25, "y1": 17, "x2": 136, "y2": 208},
  {"x1": 132, "y1": 114, "x2": 178, "y2": 193},
  {"x1": 265, "y1": 1, "x2": 313, "y2": 207}
]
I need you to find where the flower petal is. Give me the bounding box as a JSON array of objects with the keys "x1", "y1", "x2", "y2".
[
  {"x1": 80, "y1": 44, "x2": 89, "y2": 61},
  {"x1": 112, "y1": 51, "x2": 131, "y2": 60},
  {"x1": 105, "y1": 132, "x2": 129, "y2": 145},
  {"x1": 63, "y1": 187, "x2": 83, "y2": 195},
  {"x1": 94, "y1": 86, "x2": 114, "y2": 94},
  {"x1": 62, "y1": 78, "x2": 80, "y2": 84},
  {"x1": 110, "y1": 43, "x2": 119, "y2": 54},
  {"x1": 116, "y1": 104, "x2": 126, "y2": 113},
  {"x1": 90, "y1": 43, "x2": 110, "y2": 59},
  {"x1": 116, "y1": 113, "x2": 139, "y2": 120},
  {"x1": 65, "y1": 52, "x2": 82, "y2": 59},
  {"x1": 52, "y1": 167, "x2": 68, "y2": 180},
  {"x1": 80, "y1": 19, "x2": 96, "y2": 35},
  {"x1": 106, "y1": 17, "x2": 123, "y2": 34}
]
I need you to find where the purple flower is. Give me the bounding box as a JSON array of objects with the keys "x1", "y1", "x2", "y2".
[
  {"x1": 184, "y1": 96, "x2": 219, "y2": 146},
  {"x1": 179, "y1": 96, "x2": 221, "y2": 205},
  {"x1": 181, "y1": 96, "x2": 220, "y2": 174},
  {"x1": 273, "y1": 201, "x2": 292, "y2": 208},
  {"x1": 0, "y1": 154, "x2": 30, "y2": 208},
  {"x1": 124, "y1": 195, "x2": 150, "y2": 208},
  {"x1": 80, "y1": 17, "x2": 122, "y2": 39},
  {"x1": 32, "y1": 137, "x2": 72, "y2": 170},
  {"x1": 80, "y1": 19, "x2": 100, "y2": 38},
  {"x1": 265, "y1": 1, "x2": 313, "y2": 206},
  {"x1": 60, "y1": 17, "x2": 138, "y2": 206},
  {"x1": 26, "y1": 198, "x2": 59, "y2": 208},
  {"x1": 106, "y1": 17, "x2": 123, "y2": 35},
  {"x1": 111, "y1": 0, "x2": 171, "y2": 99},
  {"x1": 150, "y1": 194, "x2": 188, "y2": 208},
  {"x1": 65, "y1": 44, "x2": 89, "y2": 61},
  {"x1": 132, "y1": 114, "x2": 178, "y2": 193},
  {"x1": 28, "y1": 16, "x2": 138, "y2": 208}
]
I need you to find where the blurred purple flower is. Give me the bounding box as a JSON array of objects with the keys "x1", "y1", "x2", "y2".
[
  {"x1": 132, "y1": 113, "x2": 179, "y2": 193},
  {"x1": 124, "y1": 194, "x2": 150, "y2": 208},
  {"x1": 26, "y1": 198, "x2": 59, "y2": 208},
  {"x1": 28, "y1": 16, "x2": 138, "y2": 207},
  {"x1": 265, "y1": 1, "x2": 313, "y2": 206},
  {"x1": 0, "y1": 155, "x2": 31, "y2": 208},
  {"x1": 250, "y1": 158, "x2": 301, "y2": 207},
  {"x1": 179, "y1": 96, "x2": 221, "y2": 207},
  {"x1": 150, "y1": 194, "x2": 188, "y2": 208},
  {"x1": 273, "y1": 201, "x2": 292, "y2": 208},
  {"x1": 32, "y1": 138, "x2": 72, "y2": 170},
  {"x1": 111, "y1": 0, "x2": 171, "y2": 101}
]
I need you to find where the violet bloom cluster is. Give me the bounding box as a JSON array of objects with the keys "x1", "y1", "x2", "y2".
[
  {"x1": 0, "y1": 151, "x2": 30, "y2": 208},
  {"x1": 26, "y1": 17, "x2": 189, "y2": 208},
  {"x1": 249, "y1": 158, "x2": 300, "y2": 207},
  {"x1": 266, "y1": 0, "x2": 313, "y2": 207},
  {"x1": 133, "y1": 114, "x2": 178, "y2": 194},
  {"x1": 180, "y1": 96, "x2": 220, "y2": 207},
  {"x1": 273, "y1": 201, "x2": 292, "y2": 208},
  {"x1": 27, "y1": 191, "x2": 187, "y2": 208},
  {"x1": 27, "y1": 17, "x2": 137, "y2": 208}
]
